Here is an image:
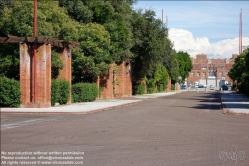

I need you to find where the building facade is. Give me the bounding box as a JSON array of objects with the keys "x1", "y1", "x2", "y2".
[{"x1": 187, "y1": 54, "x2": 238, "y2": 87}]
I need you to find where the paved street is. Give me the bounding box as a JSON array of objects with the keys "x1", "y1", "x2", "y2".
[{"x1": 1, "y1": 91, "x2": 249, "y2": 166}]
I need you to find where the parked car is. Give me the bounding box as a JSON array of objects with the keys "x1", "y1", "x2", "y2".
[
  {"x1": 181, "y1": 84, "x2": 187, "y2": 89},
  {"x1": 220, "y1": 84, "x2": 228, "y2": 90},
  {"x1": 198, "y1": 84, "x2": 204, "y2": 88},
  {"x1": 210, "y1": 85, "x2": 215, "y2": 90},
  {"x1": 203, "y1": 85, "x2": 207, "y2": 88}
]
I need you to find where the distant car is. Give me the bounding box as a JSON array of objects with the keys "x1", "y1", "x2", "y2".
[
  {"x1": 210, "y1": 85, "x2": 215, "y2": 90},
  {"x1": 198, "y1": 84, "x2": 204, "y2": 88},
  {"x1": 220, "y1": 84, "x2": 228, "y2": 90},
  {"x1": 181, "y1": 84, "x2": 187, "y2": 89},
  {"x1": 203, "y1": 85, "x2": 207, "y2": 88}
]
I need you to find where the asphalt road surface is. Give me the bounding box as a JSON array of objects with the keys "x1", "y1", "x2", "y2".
[{"x1": 1, "y1": 91, "x2": 249, "y2": 166}]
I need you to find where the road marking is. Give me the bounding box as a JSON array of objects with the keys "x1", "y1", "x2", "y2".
[{"x1": 1, "y1": 118, "x2": 55, "y2": 130}]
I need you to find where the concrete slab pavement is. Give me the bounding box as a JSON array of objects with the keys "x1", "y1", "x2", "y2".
[
  {"x1": 220, "y1": 91, "x2": 249, "y2": 114},
  {"x1": 0, "y1": 91, "x2": 180, "y2": 114},
  {"x1": 2, "y1": 90, "x2": 248, "y2": 115}
]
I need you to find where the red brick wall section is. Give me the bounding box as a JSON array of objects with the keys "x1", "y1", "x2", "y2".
[
  {"x1": 20, "y1": 43, "x2": 51, "y2": 108},
  {"x1": 114, "y1": 62, "x2": 125, "y2": 98},
  {"x1": 34, "y1": 44, "x2": 51, "y2": 107},
  {"x1": 58, "y1": 48, "x2": 72, "y2": 104},
  {"x1": 20, "y1": 43, "x2": 31, "y2": 106},
  {"x1": 166, "y1": 77, "x2": 171, "y2": 91},
  {"x1": 99, "y1": 62, "x2": 132, "y2": 99},
  {"x1": 46, "y1": 45, "x2": 51, "y2": 106},
  {"x1": 124, "y1": 62, "x2": 132, "y2": 97},
  {"x1": 99, "y1": 64, "x2": 114, "y2": 99}
]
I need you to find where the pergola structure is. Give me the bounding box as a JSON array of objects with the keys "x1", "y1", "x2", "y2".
[{"x1": 0, "y1": 35, "x2": 79, "y2": 108}]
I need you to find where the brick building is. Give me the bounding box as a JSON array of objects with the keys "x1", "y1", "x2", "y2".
[{"x1": 187, "y1": 54, "x2": 238, "y2": 87}]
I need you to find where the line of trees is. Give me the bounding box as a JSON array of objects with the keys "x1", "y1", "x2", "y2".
[
  {"x1": 228, "y1": 47, "x2": 249, "y2": 95},
  {"x1": 0, "y1": 0, "x2": 193, "y2": 94}
]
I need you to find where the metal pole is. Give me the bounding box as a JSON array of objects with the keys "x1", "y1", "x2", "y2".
[
  {"x1": 33, "y1": 0, "x2": 37, "y2": 102},
  {"x1": 162, "y1": 9, "x2": 163, "y2": 28},
  {"x1": 240, "y1": 9, "x2": 242, "y2": 54}
]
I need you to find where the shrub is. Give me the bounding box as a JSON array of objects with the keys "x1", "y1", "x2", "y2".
[
  {"x1": 133, "y1": 84, "x2": 145, "y2": 95},
  {"x1": 171, "y1": 84, "x2": 175, "y2": 90},
  {"x1": 238, "y1": 81, "x2": 249, "y2": 95},
  {"x1": 51, "y1": 79, "x2": 70, "y2": 106},
  {"x1": 158, "y1": 84, "x2": 164, "y2": 92},
  {"x1": 0, "y1": 77, "x2": 21, "y2": 107},
  {"x1": 72, "y1": 83, "x2": 98, "y2": 102}
]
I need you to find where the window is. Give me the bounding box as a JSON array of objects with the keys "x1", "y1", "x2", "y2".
[
  {"x1": 202, "y1": 67, "x2": 207, "y2": 70},
  {"x1": 191, "y1": 72, "x2": 194, "y2": 76},
  {"x1": 197, "y1": 72, "x2": 200, "y2": 76},
  {"x1": 217, "y1": 66, "x2": 224, "y2": 70},
  {"x1": 225, "y1": 73, "x2": 228, "y2": 76},
  {"x1": 203, "y1": 72, "x2": 206, "y2": 76},
  {"x1": 219, "y1": 72, "x2": 222, "y2": 76}
]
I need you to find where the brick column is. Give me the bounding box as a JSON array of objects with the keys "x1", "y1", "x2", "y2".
[
  {"x1": 166, "y1": 77, "x2": 171, "y2": 91},
  {"x1": 20, "y1": 43, "x2": 51, "y2": 108},
  {"x1": 124, "y1": 62, "x2": 132, "y2": 97},
  {"x1": 58, "y1": 48, "x2": 72, "y2": 104},
  {"x1": 100, "y1": 64, "x2": 114, "y2": 99},
  {"x1": 20, "y1": 43, "x2": 31, "y2": 106},
  {"x1": 46, "y1": 44, "x2": 51, "y2": 106},
  {"x1": 35, "y1": 44, "x2": 51, "y2": 107},
  {"x1": 114, "y1": 62, "x2": 125, "y2": 98}
]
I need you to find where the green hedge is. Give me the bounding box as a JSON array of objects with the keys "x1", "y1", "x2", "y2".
[
  {"x1": 171, "y1": 84, "x2": 175, "y2": 90},
  {"x1": 51, "y1": 79, "x2": 70, "y2": 106},
  {"x1": 72, "y1": 83, "x2": 98, "y2": 102},
  {"x1": 0, "y1": 77, "x2": 21, "y2": 107},
  {"x1": 133, "y1": 84, "x2": 145, "y2": 95},
  {"x1": 158, "y1": 84, "x2": 164, "y2": 92},
  {"x1": 238, "y1": 81, "x2": 249, "y2": 96}
]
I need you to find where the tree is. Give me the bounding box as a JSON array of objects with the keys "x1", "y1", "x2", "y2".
[
  {"x1": 228, "y1": 48, "x2": 249, "y2": 95},
  {"x1": 60, "y1": 0, "x2": 134, "y2": 63},
  {"x1": 72, "y1": 23, "x2": 111, "y2": 83},
  {"x1": 0, "y1": 1, "x2": 82, "y2": 79},
  {"x1": 176, "y1": 51, "x2": 193, "y2": 83}
]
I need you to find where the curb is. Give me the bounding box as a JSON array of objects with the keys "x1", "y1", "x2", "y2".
[{"x1": 0, "y1": 100, "x2": 142, "y2": 114}]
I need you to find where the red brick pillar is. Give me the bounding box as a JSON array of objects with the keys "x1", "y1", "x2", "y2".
[
  {"x1": 114, "y1": 62, "x2": 125, "y2": 98},
  {"x1": 20, "y1": 43, "x2": 51, "y2": 108},
  {"x1": 100, "y1": 64, "x2": 114, "y2": 99},
  {"x1": 46, "y1": 45, "x2": 52, "y2": 106},
  {"x1": 58, "y1": 48, "x2": 72, "y2": 104},
  {"x1": 35, "y1": 44, "x2": 51, "y2": 107},
  {"x1": 166, "y1": 77, "x2": 171, "y2": 91},
  {"x1": 95, "y1": 76, "x2": 100, "y2": 100},
  {"x1": 20, "y1": 43, "x2": 31, "y2": 106},
  {"x1": 124, "y1": 62, "x2": 132, "y2": 97}
]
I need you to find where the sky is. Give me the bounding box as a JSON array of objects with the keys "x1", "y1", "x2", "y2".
[{"x1": 132, "y1": 1, "x2": 249, "y2": 59}]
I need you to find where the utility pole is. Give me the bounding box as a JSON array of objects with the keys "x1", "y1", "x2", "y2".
[
  {"x1": 239, "y1": 9, "x2": 242, "y2": 54},
  {"x1": 33, "y1": 0, "x2": 37, "y2": 102},
  {"x1": 162, "y1": 9, "x2": 163, "y2": 28}
]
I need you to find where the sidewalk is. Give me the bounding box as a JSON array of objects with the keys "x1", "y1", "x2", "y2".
[
  {"x1": 220, "y1": 91, "x2": 249, "y2": 114},
  {"x1": 0, "y1": 91, "x2": 180, "y2": 114},
  {"x1": 1, "y1": 90, "x2": 248, "y2": 114}
]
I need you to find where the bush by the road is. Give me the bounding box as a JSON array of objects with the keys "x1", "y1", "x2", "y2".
[
  {"x1": 171, "y1": 84, "x2": 175, "y2": 90},
  {"x1": 51, "y1": 79, "x2": 70, "y2": 106},
  {"x1": 238, "y1": 81, "x2": 249, "y2": 96},
  {"x1": 0, "y1": 77, "x2": 21, "y2": 107},
  {"x1": 133, "y1": 84, "x2": 145, "y2": 95},
  {"x1": 72, "y1": 83, "x2": 98, "y2": 103}
]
